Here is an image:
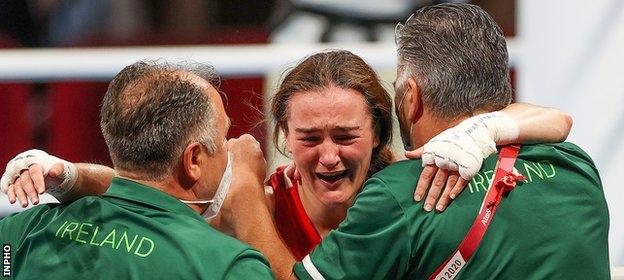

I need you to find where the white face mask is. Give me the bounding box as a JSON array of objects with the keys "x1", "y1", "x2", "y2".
[{"x1": 180, "y1": 152, "x2": 232, "y2": 221}]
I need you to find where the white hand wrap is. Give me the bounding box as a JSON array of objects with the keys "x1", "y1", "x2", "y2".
[
  {"x1": 0, "y1": 149, "x2": 78, "y2": 199},
  {"x1": 421, "y1": 112, "x2": 519, "y2": 179}
]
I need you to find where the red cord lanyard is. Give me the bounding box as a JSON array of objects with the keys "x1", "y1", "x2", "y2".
[{"x1": 428, "y1": 145, "x2": 525, "y2": 280}]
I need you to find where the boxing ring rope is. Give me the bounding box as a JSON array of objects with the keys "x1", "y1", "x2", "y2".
[{"x1": 0, "y1": 40, "x2": 518, "y2": 81}]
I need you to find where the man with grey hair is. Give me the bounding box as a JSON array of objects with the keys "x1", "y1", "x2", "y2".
[
  {"x1": 221, "y1": 3, "x2": 610, "y2": 279},
  {"x1": 0, "y1": 61, "x2": 274, "y2": 279}
]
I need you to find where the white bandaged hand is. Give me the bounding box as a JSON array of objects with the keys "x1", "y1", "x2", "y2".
[
  {"x1": 421, "y1": 112, "x2": 519, "y2": 179},
  {"x1": 0, "y1": 149, "x2": 78, "y2": 199}
]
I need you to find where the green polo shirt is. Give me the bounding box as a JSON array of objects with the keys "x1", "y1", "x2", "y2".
[
  {"x1": 0, "y1": 177, "x2": 274, "y2": 279},
  {"x1": 294, "y1": 142, "x2": 610, "y2": 279}
]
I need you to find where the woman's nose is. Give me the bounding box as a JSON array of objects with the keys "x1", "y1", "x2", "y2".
[{"x1": 318, "y1": 141, "x2": 340, "y2": 169}]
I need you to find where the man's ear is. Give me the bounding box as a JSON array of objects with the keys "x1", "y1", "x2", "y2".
[
  {"x1": 406, "y1": 77, "x2": 423, "y2": 124},
  {"x1": 182, "y1": 142, "x2": 204, "y2": 182}
]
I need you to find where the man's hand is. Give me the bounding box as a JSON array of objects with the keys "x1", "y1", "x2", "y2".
[
  {"x1": 222, "y1": 135, "x2": 296, "y2": 279},
  {"x1": 406, "y1": 112, "x2": 518, "y2": 212},
  {"x1": 220, "y1": 134, "x2": 268, "y2": 233},
  {"x1": 406, "y1": 148, "x2": 467, "y2": 212},
  {"x1": 1, "y1": 150, "x2": 77, "y2": 207},
  {"x1": 283, "y1": 162, "x2": 301, "y2": 184},
  {"x1": 407, "y1": 122, "x2": 483, "y2": 213},
  {"x1": 227, "y1": 134, "x2": 266, "y2": 185}
]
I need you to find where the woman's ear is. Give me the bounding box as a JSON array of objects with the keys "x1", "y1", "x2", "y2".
[
  {"x1": 373, "y1": 128, "x2": 381, "y2": 149},
  {"x1": 284, "y1": 128, "x2": 293, "y2": 154}
]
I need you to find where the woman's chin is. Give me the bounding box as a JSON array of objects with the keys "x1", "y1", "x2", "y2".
[{"x1": 318, "y1": 189, "x2": 355, "y2": 207}]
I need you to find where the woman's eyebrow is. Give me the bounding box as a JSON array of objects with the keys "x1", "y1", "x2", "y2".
[{"x1": 294, "y1": 125, "x2": 360, "y2": 133}]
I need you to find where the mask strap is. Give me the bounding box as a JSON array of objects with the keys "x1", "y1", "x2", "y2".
[
  {"x1": 202, "y1": 152, "x2": 232, "y2": 219},
  {"x1": 180, "y1": 152, "x2": 232, "y2": 220}
]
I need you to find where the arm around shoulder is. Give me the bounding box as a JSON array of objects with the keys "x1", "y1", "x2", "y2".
[
  {"x1": 63, "y1": 163, "x2": 115, "y2": 201},
  {"x1": 500, "y1": 102, "x2": 573, "y2": 144}
]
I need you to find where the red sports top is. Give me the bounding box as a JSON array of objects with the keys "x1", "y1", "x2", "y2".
[{"x1": 268, "y1": 167, "x2": 322, "y2": 261}]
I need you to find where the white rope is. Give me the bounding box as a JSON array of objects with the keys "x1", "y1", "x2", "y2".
[{"x1": 0, "y1": 40, "x2": 518, "y2": 81}]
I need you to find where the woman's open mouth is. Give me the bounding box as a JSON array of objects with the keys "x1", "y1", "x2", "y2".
[{"x1": 316, "y1": 170, "x2": 349, "y2": 186}]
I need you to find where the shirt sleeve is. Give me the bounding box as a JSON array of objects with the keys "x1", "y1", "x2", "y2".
[
  {"x1": 293, "y1": 178, "x2": 412, "y2": 280},
  {"x1": 224, "y1": 249, "x2": 275, "y2": 280}
]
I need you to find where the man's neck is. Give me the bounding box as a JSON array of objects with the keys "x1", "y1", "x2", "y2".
[
  {"x1": 412, "y1": 108, "x2": 488, "y2": 148},
  {"x1": 412, "y1": 115, "x2": 461, "y2": 148},
  {"x1": 115, "y1": 171, "x2": 206, "y2": 214}
]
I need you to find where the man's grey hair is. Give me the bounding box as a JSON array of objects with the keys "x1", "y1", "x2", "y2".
[
  {"x1": 100, "y1": 60, "x2": 220, "y2": 180},
  {"x1": 395, "y1": 3, "x2": 512, "y2": 119}
]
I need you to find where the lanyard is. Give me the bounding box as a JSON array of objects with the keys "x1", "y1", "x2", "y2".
[{"x1": 428, "y1": 144, "x2": 525, "y2": 280}]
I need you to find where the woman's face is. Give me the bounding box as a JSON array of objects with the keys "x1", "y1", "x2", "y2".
[{"x1": 285, "y1": 86, "x2": 379, "y2": 207}]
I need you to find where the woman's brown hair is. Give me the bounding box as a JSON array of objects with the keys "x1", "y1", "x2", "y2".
[{"x1": 271, "y1": 50, "x2": 394, "y2": 176}]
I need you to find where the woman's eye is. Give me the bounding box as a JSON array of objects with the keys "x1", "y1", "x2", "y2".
[
  {"x1": 301, "y1": 137, "x2": 320, "y2": 143},
  {"x1": 335, "y1": 135, "x2": 356, "y2": 142}
]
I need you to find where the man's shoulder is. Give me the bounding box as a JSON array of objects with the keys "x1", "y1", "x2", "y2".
[
  {"x1": 517, "y1": 142, "x2": 600, "y2": 183},
  {"x1": 0, "y1": 202, "x2": 62, "y2": 225},
  {"x1": 192, "y1": 225, "x2": 253, "y2": 250},
  {"x1": 0, "y1": 202, "x2": 61, "y2": 243},
  {"x1": 166, "y1": 214, "x2": 260, "y2": 257},
  {"x1": 176, "y1": 224, "x2": 271, "y2": 275},
  {"x1": 224, "y1": 248, "x2": 274, "y2": 279},
  {"x1": 373, "y1": 158, "x2": 424, "y2": 182},
  {"x1": 520, "y1": 142, "x2": 594, "y2": 163},
  {"x1": 363, "y1": 159, "x2": 424, "y2": 204}
]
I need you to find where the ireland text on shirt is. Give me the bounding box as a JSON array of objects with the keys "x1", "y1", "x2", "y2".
[
  {"x1": 467, "y1": 160, "x2": 556, "y2": 194},
  {"x1": 54, "y1": 220, "x2": 155, "y2": 257}
]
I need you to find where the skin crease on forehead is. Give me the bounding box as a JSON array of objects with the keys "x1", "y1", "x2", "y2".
[{"x1": 285, "y1": 85, "x2": 380, "y2": 216}]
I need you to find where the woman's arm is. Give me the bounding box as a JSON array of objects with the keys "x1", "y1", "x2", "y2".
[
  {"x1": 410, "y1": 102, "x2": 572, "y2": 212},
  {"x1": 60, "y1": 163, "x2": 114, "y2": 201},
  {"x1": 1, "y1": 150, "x2": 113, "y2": 207},
  {"x1": 500, "y1": 102, "x2": 572, "y2": 144}
]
